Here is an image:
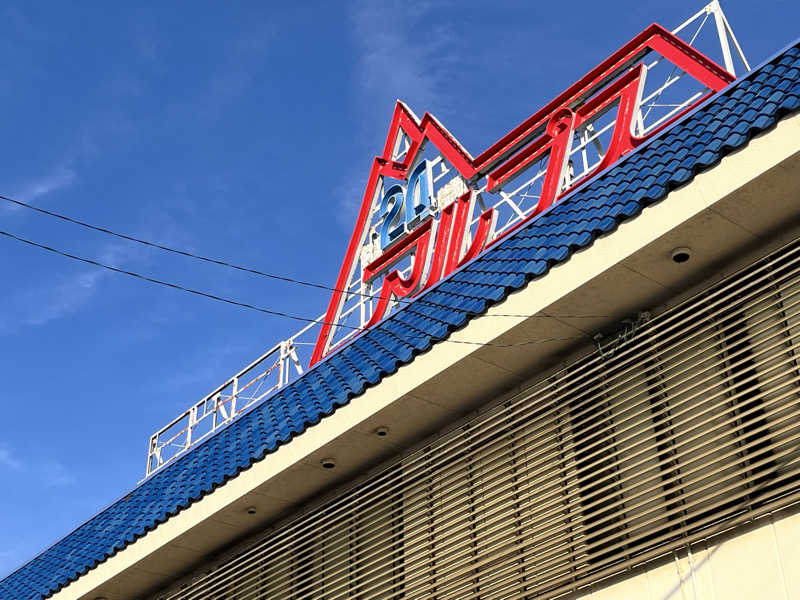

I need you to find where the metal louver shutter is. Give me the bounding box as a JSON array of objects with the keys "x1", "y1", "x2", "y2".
[{"x1": 161, "y1": 236, "x2": 800, "y2": 600}]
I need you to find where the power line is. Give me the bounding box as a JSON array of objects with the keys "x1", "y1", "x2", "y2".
[
  {"x1": 0, "y1": 228, "x2": 589, "y2": 349},
  {"x1": 0, "y1": 193, "x2": 343, "y2": 290},
  {"x1": 0, "y1": 193, "x2": 608, "y2": 320}
]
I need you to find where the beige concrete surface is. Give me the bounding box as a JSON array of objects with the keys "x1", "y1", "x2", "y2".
[
  {"x1": 575, "y1": 507, "x2": 800, "y2": 599},
  {"x1": 49, "y1": 111, "x2": 800, "y2": 600}
]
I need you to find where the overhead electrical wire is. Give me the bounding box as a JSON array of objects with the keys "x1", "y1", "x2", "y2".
[
  {"x1": 0, "y1": 193, "x2": 608, "y2": 320},
  {"x1": 0, "y1": 228, "x2": 590, "y2": 349}
]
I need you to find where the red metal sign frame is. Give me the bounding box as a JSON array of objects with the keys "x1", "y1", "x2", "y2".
[{"x1": 310, "y1": 23, "x2": 733, "y2": 365}]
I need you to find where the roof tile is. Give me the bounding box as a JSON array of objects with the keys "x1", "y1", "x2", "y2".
[{"x1": 3, "y1": 41, "x2": 800, "y2": 600}]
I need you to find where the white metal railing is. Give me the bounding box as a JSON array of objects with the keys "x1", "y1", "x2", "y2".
[
  {"x1": 144, "y1": 323, "x2": 317, "y2": 478},
  {"x1": 143, "y1": 2, "x2": 750, "y2": 478},
  {"x1": 469, "y1": 1, "x2": 749, "y2": 242}
]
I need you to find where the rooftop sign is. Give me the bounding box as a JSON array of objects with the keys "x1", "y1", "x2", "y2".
[
  {"x1": 310, "y1": 22, "x2": 735, "y2": 364},
  {"x1": 145, "y1": 2, "x2": 750, "y2": 477}
]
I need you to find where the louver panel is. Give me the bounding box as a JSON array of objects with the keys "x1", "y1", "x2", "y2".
[{"x1": 161, "y1": 237, "x2": 800, "y2": 600}]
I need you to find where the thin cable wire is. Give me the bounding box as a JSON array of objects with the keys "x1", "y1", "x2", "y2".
[
  {"x1": 0, "y1": 193, "x2": 608, "y2": 320},
  {"x1": 0, "y1": 229, "x2": 589, "y2": 349}
]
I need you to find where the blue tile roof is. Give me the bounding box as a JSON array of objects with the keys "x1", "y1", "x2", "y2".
[{"x1": 3, "y1": 40, "x2": 800, "y2": 600}]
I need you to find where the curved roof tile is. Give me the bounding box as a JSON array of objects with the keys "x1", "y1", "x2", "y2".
[{"x1": 3, "y1": 40, "x2": 800, "y2": 600}]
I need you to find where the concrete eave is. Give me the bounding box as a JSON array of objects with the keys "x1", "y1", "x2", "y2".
[{"x1": 53, "y1": 111, "x2": 800, "y2": 600}]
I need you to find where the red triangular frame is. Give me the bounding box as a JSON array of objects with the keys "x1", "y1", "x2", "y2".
[{"x1": 310, "y1": 23, "x2": 733, "y2": 365}]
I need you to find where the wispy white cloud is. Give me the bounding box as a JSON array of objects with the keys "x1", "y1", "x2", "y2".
[
  {"x1": 3, "y1": 108, "x2": 135, "y2": 216},
  {"x1": 0, "y1": 445, "x2": 24, "y2": 471},
  {"x1": 0, "y1": 548, "x2": 20, "y2": 561},
  {"x1": 19, "y1": 268, "x2": 105, "y2": 328},
  {"x1": 338, "y1": 1, "x2": 460, "y2": 226},
  {"x1": 40, "y1": 461, "x2": 76, "y2": 487},
  {"x1": 0, "y1": 243, "x2": 140, "y2": 334},
  {"x1": 0, "y1": 443, "x2": 76, "y2": 487},
  {"x1": 1, "y1": 165, "x2": 78, "y2": 214},
  {"x1": 172, "y1": 23, "x2": 276, "y2": 121},
  {"x1": 333, "y1": 176, "x2": 371, "y2": 229},
  {"x1": 131, "y1": 18, "x2": 159, "y2": 62},
  {"x1": 161, "y1": 340, "x2": 250, "y2": 392},
  {"x1": 19, "y1": 166, "x2": 77, "y2": 202},
  {"x1": 349, "y1": 0, "x2": 457, "y2": 122}
]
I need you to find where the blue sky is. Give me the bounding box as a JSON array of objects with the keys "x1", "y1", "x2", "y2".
[{"x1": 1, "y1": 0, "x2": 798, "y2": 577}]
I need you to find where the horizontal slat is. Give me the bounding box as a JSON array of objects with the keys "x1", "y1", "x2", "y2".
[
  {"x1": 172, "y1": 322, "x2": 800, "y2": 599},
  {"x1": 162, "y1": 239, "x2": 800, "y2": 600}
]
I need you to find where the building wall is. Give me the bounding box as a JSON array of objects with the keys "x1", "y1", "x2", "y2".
[
  {"x1": 154, "y1": 234, "x2": 800, "y2": 600},
  {"x1": 33, "y1": 99, "x2": 800, "y2": 600},
  {"x1": 576, "y1": 507, "x2": 800, "y2": 600}
]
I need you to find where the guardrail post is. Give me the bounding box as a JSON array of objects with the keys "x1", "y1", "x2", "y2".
[
  {"x1": 231, "y1": 377, "x2": 238, "y2": 417},
  {"x1": 279, "y1": 342, "x2": 287, "y2": 387},
  {"x1": 146, "y1": 434, "x2": 157, "y2": 476},
  {"x1": 187, "y1": 405, "x2": 197, "y2": 449}
]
